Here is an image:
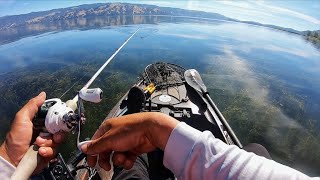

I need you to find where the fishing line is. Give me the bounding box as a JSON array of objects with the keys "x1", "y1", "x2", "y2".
[
  {"x1": 12, "y1": 28, "x2": 140, "y2": 180},
  {"x1": 137, "y1": 28, "x2": 158, "y2": 39},
  {"x1": 59, "y1": 72, "x2": 89, "y2": 99},
  {"x1": 75, "y1": 28, "x2": 140, "y2": 151},
  {"x1": 60, "y1": 29, "x2": 140, "y2": 100},
  {"x1": 73, "y1": 28, "x2": 140, "y2": 101}
]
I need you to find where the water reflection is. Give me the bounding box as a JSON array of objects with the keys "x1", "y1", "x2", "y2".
[
  {"x1": 0, "y1": 16, "x2": 319, "y2": 176},
  {"x1": 0, "y1": 15, "x2": 217, "y2": 45}
]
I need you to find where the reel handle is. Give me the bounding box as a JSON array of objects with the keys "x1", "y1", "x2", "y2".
[{"x1": 79, "y1": 88, "x2": 103, "y2": 103}]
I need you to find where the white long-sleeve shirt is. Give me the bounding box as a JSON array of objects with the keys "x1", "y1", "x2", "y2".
[
  {"x1": 164, "y1": 122, "x2": 317, "y2": 180},
  {"x1": 0, "y1": 156, "x2": 15, "y2": 179}
]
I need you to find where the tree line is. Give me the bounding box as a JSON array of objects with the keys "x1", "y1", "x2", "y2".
[{"x1": 305, "y1": 31, "x2": 320, "y2": 49}]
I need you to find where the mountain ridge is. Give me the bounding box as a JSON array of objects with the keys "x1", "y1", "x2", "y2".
[
  {"x1": 0, "y1": 3, "x2": 232, "y2": 29},
  {"x1": 1, "y1": 3, "x2": 314, "y2": 34}
]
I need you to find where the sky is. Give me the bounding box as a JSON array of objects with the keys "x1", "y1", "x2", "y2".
[{"x1": 0, "y1": 0, "x2": 319, "y2": 31}]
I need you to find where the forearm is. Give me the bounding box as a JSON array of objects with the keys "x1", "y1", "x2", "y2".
[{"x1": 164, "y1": 122, "x2": 313, "y2": 180}]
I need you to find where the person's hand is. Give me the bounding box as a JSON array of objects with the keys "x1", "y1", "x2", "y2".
[
  {"x1": 0, "y1": 92, "x2": 65, "y2": 173},
  {"x1": 81, "y1": 112, "x2": 178, "y2": 171}
]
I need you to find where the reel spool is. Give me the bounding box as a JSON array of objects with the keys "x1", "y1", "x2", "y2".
[
  {"x1": 33, "y1": 99, "x2": 78, "y2": 134},
  {"x1": 33, "y1": 88, "x2": 103, "y2": 134}
]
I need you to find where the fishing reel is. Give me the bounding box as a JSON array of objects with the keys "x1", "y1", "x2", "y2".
[
  {"x1": 33, "y1": 88, "x2": 103, "y2": 134},
  {"x1": 12, "y1": 30, "x2": 138, "y2": 180},
  {"x1": 33, "y1": 98, "x2": 79, "y2": 134}
]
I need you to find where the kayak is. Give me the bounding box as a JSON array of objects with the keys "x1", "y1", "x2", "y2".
[
  {"x1": 107, "y1": 62, "x2": 241, "y2": 145},
  {"x1": 41, "y1": 62, "x2": 242, "y2": 179}
]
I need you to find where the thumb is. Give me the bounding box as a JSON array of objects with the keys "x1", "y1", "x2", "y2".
[
  {"x1": 26, "y1": 91, "x2": 46, "y2": 117},
  {"x1": 17, "y1": 92, "x2": 46, "y2": 121},
  {"x1": 32, "y1": 92, "x2": 46, "y2": 107},
  {"x1": 10, "y1": 92, "x2": 47, "y2": 135}
]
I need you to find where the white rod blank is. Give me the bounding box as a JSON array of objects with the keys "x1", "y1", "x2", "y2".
[{"x1": 73, "y1": 29, "x2": 139, "y2": 102}]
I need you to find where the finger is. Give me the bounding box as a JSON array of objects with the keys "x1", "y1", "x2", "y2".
[
  {"x1": 91, "y1": 120, "x2": 112, "y2": 140},
  {"x1": 38, "y1": 147, "x2": 56, "y2": 158},
  {"x1": 15, "y1": 92, "x2": 46, "y2": 122},
  {"x1": 87, "y1": 155, "x2": 98, "y2": 167},
  {"x1": 86, "y1": 121, "x2": 112, "y2": 166},
  {"x1": 83, "y1": 134, "x2": 115, "y2": 155},
  {"x1": 112, "y1": 152, "x2": 126, "y2": 166},
  {"x1": 124, "y1": 152, "x2": 137, "y2": 170},
  {"x1": 13, "y1": 92, "x2": 46, "y2": 126},
  {"x1": 98, "y1": 153, "x2": 111, "y2": 171},
  {"x1": 24, "y1": 92, "x2": 46, "y2": 117},
  {"x1": 124, "y1": 160, "x2": 135, "y2": 170},
  {"x1": 82, "y1": 129, "x2": 113, "y2": 155},
  {"x1": 112, "y1": 152, "x2": 137, "y2": 170},
  {"x1": 36, "y1": 136, "x2": 58, "y2": 147},
  {"x1": 33, "y1": 91, "x2": 46, "y2": 106},
  {"x1": 53, "y1": 131, "x2": 66, "y2": 144}
]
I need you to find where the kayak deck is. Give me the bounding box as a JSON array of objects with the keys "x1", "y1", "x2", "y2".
[
  {"x1": 108, "y1": 62, "x2": 235, "y2": 145},
  {"x1": 103, "y1": 62, "x2": 238, "y2": 179}
]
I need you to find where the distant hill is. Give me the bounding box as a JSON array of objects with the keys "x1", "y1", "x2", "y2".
[
  {"x1": 302, "y1": 30, "x2": 320, "y2": 49},
  {"x1": 302, "y1": 30, "x2": 320, "y2": 36},
  {"x1": 235, "y1": 20, "x2": 302, "y2": 35},
  {"x1": 0, "y1": 3, "x2": 232, "y2": 30},
  {"x1": 0, "y1": 3, "x2": 318, "y2": 37}
]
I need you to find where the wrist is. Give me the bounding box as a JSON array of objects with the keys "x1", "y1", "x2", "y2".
[
  {"x1": 0, "y1": 142, "x2": 16, "y2": 167},
  {"x1": 145, "y1": 112, "x2": 179, "y2": 150}
]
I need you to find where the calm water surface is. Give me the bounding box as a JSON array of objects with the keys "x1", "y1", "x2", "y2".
[{"x1": 0, "y1": 16, "x2": 319, "y2": 175}]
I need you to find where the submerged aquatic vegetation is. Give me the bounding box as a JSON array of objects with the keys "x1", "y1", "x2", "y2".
[{"x1": 0, "y1": 17, "x2": 319, "y2": 175}]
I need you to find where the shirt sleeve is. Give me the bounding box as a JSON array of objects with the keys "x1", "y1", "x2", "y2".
[
  {"x1": 163, "y1": 122, "x2": 316, "y2": 180},
  {"x1": 0, "y1": 156, "x2": 16, "y2": 180}
]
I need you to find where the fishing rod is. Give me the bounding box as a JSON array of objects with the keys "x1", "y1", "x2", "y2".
[
  {"x1": 11, "y1": 29, "x2": 139, "y2": 180},
  {"x1": 73, "y1": 28, "x2": 140, "y2": 101}
]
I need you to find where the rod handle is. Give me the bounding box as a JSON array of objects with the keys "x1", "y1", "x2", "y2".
[{"x1": 10, "y1": 145, "x2": 41, "y2": 180}]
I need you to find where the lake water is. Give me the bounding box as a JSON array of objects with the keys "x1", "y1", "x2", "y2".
[{"x1": 0, "y1": 16, "x2": 319, "y2": 176}]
